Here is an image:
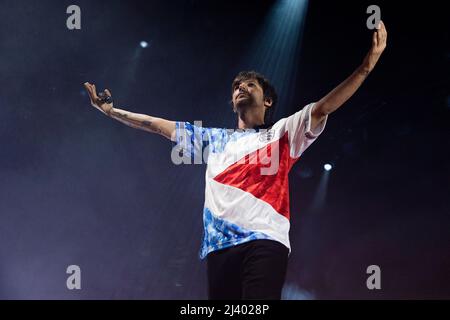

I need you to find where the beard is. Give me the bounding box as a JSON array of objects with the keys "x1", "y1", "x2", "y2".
[{"x1": 234, "y1": 94, "x2": 255, "y2": 112}]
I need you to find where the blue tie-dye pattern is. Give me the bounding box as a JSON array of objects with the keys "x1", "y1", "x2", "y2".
[
  {"x1": 175, "y1": 122, "x2": 274, "y2": 259},
  {"x1": 175, "y1": 121, "x2": 255, "y2": 160},
  {"x1": 200, "y1": 207, "x2": 273, "y2": 259},
  {"x1": 176, "y1": 122, "x2": 227, "y2": 160}
]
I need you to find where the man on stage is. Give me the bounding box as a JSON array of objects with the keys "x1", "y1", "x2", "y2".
[{"x1": 83, "y1": 21, "x2": 387, "y2": 300}]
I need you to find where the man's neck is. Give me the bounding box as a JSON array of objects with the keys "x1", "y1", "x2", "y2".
[{"x1": 237, "y1": 107, "x2": 265, "y2": 129}]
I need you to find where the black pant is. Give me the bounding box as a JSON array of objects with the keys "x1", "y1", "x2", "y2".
[{"x1": 206, "y1": 239, "x2": 289, "y2": 300}]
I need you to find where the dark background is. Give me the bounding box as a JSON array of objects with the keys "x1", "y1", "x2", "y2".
[{"x1": 0, "y1": 0, "x2": 448, "y2": 299}]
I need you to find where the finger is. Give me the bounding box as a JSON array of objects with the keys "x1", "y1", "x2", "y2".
[
  {"x1": 380, "y1": 24, "x2": 387, "y2": 45},
  {"x1": 372, "y1": 30, "x2": 378, "y2": 47},
  {"x1": 377, "y1": 28, "x2": 382, "y2": 46},
  {"x1": 377, "y1": 20, "x2": 383, "y2": 30},
  {"x1": 380, "y1": 21, "x2": 387, "y2": 38},
  {"x1": 84, "y1": 82, "x2": 96, "y2": 102},
  {"x1": 378, "y1": 20, "x2": 384, "y2": 33},
  {"x1": 84, "y1": 82, "x2": 92, "y2": 95},
  {"x1": 91, "y1": 84, "x2": 98, "y2": 100},
  {"x1": 380, "y1": 31, "x2": 386, "y2": 45}
]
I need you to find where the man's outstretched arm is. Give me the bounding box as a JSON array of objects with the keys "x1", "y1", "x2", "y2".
[
  {"x1": 311, "y1": 20, "x2": 388, "y2": 130},
  {"x1": 84, "y1": 82, "x2": 176, "y2": 141}
]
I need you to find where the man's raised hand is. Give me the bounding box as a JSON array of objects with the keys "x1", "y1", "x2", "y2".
[
  {"x1": 361, "y1": 20, "x2": 387, "y2": 74},
  {"x1": 84, "y1": 82, "x2": 113, "y2": 115}
]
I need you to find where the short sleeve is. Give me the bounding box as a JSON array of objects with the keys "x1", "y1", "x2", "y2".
[
  {"x1": 173, "y1": 121, "x2": 224, "y2": 164},
  {"x1": 284, "y1": 102, "x2": 328, "y2": 158}
]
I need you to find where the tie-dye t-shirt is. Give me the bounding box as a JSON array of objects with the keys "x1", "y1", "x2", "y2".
[{"x1": 174, "y1": 102, "x2": 327, "y2": 259}]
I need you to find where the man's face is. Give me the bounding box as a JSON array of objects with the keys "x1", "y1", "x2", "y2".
[{"x1": 231, "y1": 78, "x2": 265, "y2": 112}]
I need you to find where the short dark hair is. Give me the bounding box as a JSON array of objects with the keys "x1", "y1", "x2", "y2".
[{"x1": 231, "y1": 71, "x2": 278, "y2": 124}]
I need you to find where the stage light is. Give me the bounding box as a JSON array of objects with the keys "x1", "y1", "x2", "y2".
[
  {"x1": 242, "y1": 0, "x2": 309, "y2": 111},
  {"x1": 324, "y1": 163, "x2": 332, "y2": 171},
  {"x1": 140, "y1": 41, "x2": 149, "y2": 48}
]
